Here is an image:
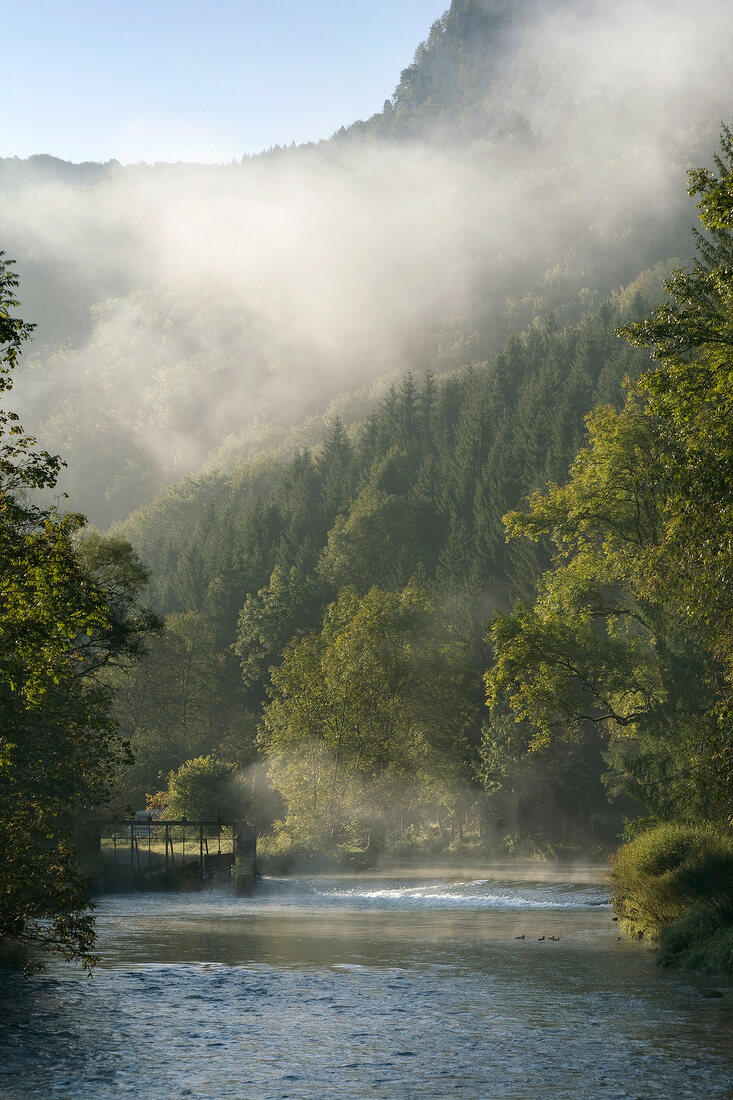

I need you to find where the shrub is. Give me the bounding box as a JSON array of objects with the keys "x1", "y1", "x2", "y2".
[
  {"x1": 611, "y1": 823, "x2": 733, "y2": 974},
  {"x1": 165, "y1": 755, "x2": 249, "y2": 822}
]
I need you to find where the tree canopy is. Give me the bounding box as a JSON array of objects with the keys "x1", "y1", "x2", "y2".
[
  {"x1": 485, "y1": 128, "x2": 733, "y2": 827},
  {"x1": 0, "y1": 254, "x2": 158, "y2": 967},
  {"x1": 260, "y1": 583, "x2": 475, "y2": 854}
]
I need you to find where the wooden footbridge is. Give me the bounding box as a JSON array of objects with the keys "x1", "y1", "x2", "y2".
[{"x1": 80, "y1": 816, "x2": 257, "y2": 894}]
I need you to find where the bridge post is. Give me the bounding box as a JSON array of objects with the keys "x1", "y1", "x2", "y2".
[{"x1": 233, "y1": 823, "x2": 257, "y2": 895}]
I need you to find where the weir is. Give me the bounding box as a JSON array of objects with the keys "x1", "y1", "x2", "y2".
[{"x1": 79, "y1": 817, "x2": 257, "y2": 894}]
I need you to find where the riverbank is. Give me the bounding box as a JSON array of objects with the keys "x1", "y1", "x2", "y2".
[
  {"x1": 255, "y1": 834, "x2": 616, "y2": 877},
  {"x1": 611, "y1": 823, "x2": 733, "y2": 977}
]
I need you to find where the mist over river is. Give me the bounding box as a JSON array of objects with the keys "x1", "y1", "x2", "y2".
[{"x1": 1, "y1": 869, "x2": 731, "y2": 1099}]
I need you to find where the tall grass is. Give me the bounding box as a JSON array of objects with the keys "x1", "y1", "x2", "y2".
[{"x1": 611, "y1": 823, "x2": 733, "y2": 974}]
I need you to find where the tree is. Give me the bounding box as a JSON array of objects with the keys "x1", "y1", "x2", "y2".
[
  {"x1": 621, "y1": 125, "x2": 733, "y2": 687},
  {"x1": 163, "y1": 755, "x2": 248, "y2": 822},
  {"x1": 317, "y1": 484, "x2": 417, "y2": 594},
  {"x1": 484, "y1": 128, "x2": 733, "y2": 827},
  {"x1": 260, "y1": 584, "x2": 475, "y2": 853},
  {"x1": 484, "y1": 397, "x2": 724, "y2": 820},
  {"x1": 110, "y1": 610, "x2": 242, "y2": 809},
  {"x1": 316, "y1": 416, "x2": 355, "y2": 525},
  {"x1": 234, "y1": 565, "x2": 330, "y2": 700},
  {"x1": 0, "y1": 255, "x2": 157, "y2": 968}
]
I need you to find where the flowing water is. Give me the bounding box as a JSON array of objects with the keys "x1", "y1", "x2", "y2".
[{"x1": 1, "y1": 868, "x2": 732, "y2": 1099}]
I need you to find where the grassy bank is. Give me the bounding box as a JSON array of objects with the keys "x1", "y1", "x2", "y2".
[
  {"x1": 611, "y1": 823, "x2": 733, "y2": 976},
  {"x1": 255, "y1": 828, "x2": 614, "y2": 876}
]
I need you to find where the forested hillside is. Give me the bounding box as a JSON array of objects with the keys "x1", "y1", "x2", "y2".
[
  {"x1": 4, "y1": 0, "x2": 733, "y2": 873},
  {"x1": 3, "y1": 0, "x2": 726, "y2": 525},
  {"x1": 109, "y1": 268, "x2": 664, "y2": 856}
]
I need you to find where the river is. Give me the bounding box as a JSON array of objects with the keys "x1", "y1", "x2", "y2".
[{"x1": 1, "y1": 868, "x2": 731, "y2": 1099}]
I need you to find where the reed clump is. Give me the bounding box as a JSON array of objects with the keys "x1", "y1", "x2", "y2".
[{"x1": 611, "y1": 823, "x2": 733, "y2": 974}]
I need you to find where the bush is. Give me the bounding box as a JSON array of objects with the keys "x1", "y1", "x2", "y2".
[
  {"x1": 657, "y1": 906, "x2": 733, "y2": 972},
  {"x1": 611, "y1": 823, "x2": 733, "y2": 974},
  {"x1": 165, "y1": 755, "x2": 249, "y2": 822}
]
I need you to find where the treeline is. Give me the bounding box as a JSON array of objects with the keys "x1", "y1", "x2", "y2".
[{"x1": 112, "y1": 268, "x2": 662, "y2": 856}]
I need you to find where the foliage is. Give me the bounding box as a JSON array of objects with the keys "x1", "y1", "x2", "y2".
[
  {"x1": 260, "y1": 584, "x2": 476, "y2": 853},
  {"x1": 109, "y1": 610, "x2": 252, "y2": 810},
  {"x1": 318, "y1": 483, "x2": 418, "y2": 594},
  {"x1": 611, "y1": 823, "x2": 733, "y2": 974},
  {"x1": 235, "y1": 564, "x2": 330, "y2": 700},
  {"x1": 484, "y1": 127, "x2": 733, "y2": 826},
  {"x1": 163, "y1": 755, "x2": 248, "y2": 822},
  {"x1": 476, "y1": 708, "x2": 618, "y2": 856},
  {"x1": 484, "y1": 396, "x2": 727, "y2": 819},
  {"x1": 658, "y1": 913, "x2": 733, "y2": 975},
  {"x1": 621, "y1": 125, "x2": 733, "y2": 698},
  {"x1": 0, "y1": 255, "x2": 157, "y2": 968},
  {"x1": 611, "y1": 823, "x2": 733, "y2": 935}
]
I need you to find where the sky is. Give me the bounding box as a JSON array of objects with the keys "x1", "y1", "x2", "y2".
[{"x1": 4, "y1": 1, "x2": 446, "y2": 164}]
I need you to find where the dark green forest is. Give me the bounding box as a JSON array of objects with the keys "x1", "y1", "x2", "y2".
[
  {"x1": 1, "y1": 0, "x2": 732, "y2": 968},
  {"x1": 111, "y1": 268, "x2": 663, "y2": 858}
]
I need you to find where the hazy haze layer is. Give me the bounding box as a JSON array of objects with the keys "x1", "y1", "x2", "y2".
[{"x1": 3, "y1": 0, "x2": 731, "y2": 525}]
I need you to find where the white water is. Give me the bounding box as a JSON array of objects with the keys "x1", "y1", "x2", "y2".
[{"x1": 1, "y1": 871, "x2": 731, "y2": 1098}]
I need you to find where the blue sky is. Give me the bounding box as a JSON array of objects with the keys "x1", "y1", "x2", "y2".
[{"x1": 5, "y1": 1, "x2": 446, "y2": 164}]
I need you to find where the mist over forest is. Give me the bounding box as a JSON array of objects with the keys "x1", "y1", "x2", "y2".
[
  {"x1": 4, "y1": 0, "x2": 730, "y2": 525},
  {"x1": 3, "y1": 0, "x2": 733, "y2": 981}
]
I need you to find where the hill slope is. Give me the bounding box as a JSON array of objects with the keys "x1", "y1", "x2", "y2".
[{"x1": 4, "y1": 0, "x2": 730, "y2": 524}]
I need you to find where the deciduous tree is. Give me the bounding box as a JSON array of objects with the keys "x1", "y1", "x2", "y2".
[
  {"x1": 260, "y1": 584, "x2": 475, "y2": 853},
  {"x1": 0, "y1": 255, "x2": 157, "y2": 967},
  {"x1": 484, "y1": 128, "x2": 733, "y2": 825}
]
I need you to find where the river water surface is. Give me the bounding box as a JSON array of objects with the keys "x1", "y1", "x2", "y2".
[{"x1": 1, "y1": 869, "x2": 732, "y2": 1098}]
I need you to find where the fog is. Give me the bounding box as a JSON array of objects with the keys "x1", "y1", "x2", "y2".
[{"x1": 2, "y1": 0, "x2": 731, "y2": 525}]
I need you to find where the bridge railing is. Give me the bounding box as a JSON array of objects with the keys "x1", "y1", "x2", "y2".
[{"x1": 93, "y1": 818, "x2": 256, "y2": 886}]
